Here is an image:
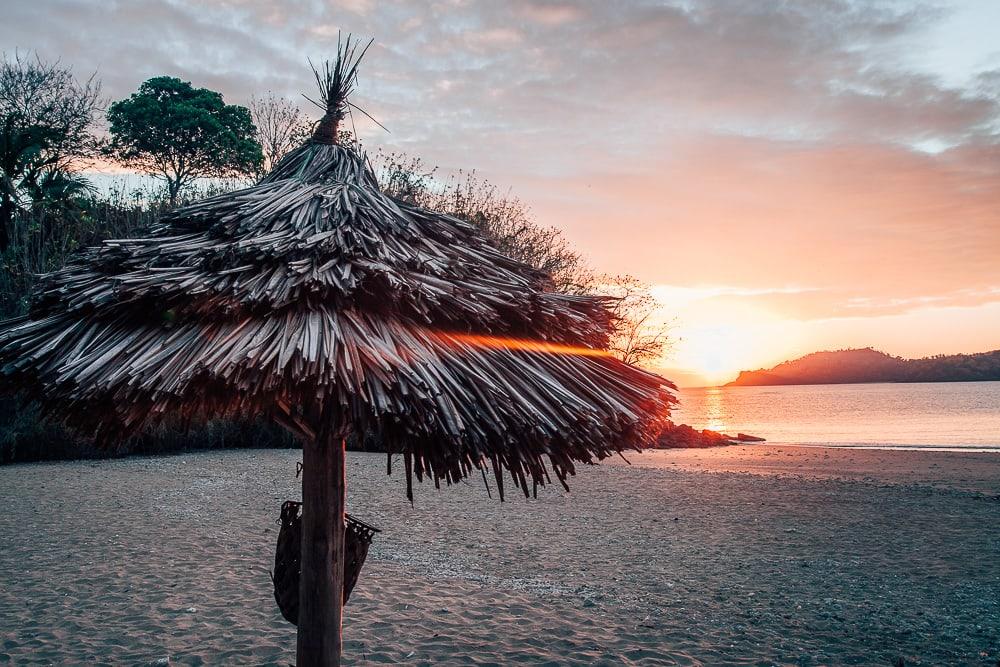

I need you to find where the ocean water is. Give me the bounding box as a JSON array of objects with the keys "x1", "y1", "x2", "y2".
[{"x1": 672, "y1": 381, "x2": 1000, "y2": 451}]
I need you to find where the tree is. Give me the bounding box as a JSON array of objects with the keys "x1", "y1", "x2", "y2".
[
  {"x1": 249, "y1": 92, "x2": 313, "y2": 177},
  {"x1": 23, "y1": 167, "x2": 94, "y2": 214},
  {"x1": 106, "y1": 76, "x2": 262, "y2": 205},
  {"x1": 373, "y1": 152, "x2": 593, "y2": 294},
  {"x1": 368, "y1": 151, "x2": 672, "y2": 366},
  {"x1": 599, "y1": 275, "x2": 672, "y2": 367},
  {"x1": 374, "y1": 150, "x2": 437, "y2": 207},
  {"x1": 0, "y1": 52, "x2": 101, "y2": 251}
]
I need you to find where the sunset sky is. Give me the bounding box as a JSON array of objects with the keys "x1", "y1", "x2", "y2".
[{"x1": 4, "y1": 0, "x2": 999, "y2": 386}]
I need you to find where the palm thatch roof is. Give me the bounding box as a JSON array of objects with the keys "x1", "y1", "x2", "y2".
[{"x1": 0, "y1": 44, "x2": 675, "y2": 500}]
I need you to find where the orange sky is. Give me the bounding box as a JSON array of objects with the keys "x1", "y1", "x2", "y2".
[
  {"x1": 5, "y1": 0, "x2": 999, "y2": 386},
  {"x1": 511, "y1": 133, "x2": 1000, "y2": 385}
]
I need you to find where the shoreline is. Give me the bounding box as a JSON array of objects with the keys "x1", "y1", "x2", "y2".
[
  {"x1": 626, "y1": 443, "x2": 1000, "y2": 495},
  {"x1": 768, "y1": 442, "x2": 1000, "y2": 453},
  {"x1": 4, "y1": 439, "x2": 999, "y2": 470},
  {"x1": 686, "y1": 378, "x2": 1000, "y2": 390}
]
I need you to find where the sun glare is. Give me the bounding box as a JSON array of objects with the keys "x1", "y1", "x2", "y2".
[
  {"x1": 646, "y1": 286, "x2": 807, "y2": 386},
  {"x1": 674, "y1": 325, "x2": 753, "y2": 386},
  {"x1": 432, "y1": 332, "x2": 611, "y2": 358}
]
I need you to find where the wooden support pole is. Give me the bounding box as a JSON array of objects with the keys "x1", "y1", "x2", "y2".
[{"x1": 297, "y1": 426, "x2": 347, "y2": 666}]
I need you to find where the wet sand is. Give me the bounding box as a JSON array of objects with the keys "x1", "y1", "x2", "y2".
[
  {"x1": 1, "y1": 446, "x2": 998, "y2": 665},
  {"x1": 633, "y1": 444, "x2": 1000, "y2": 494}
]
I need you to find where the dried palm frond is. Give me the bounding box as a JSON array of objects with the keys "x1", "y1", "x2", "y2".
[{"x1": 305, "y1": 33, "x2": 378, "y2": 144}]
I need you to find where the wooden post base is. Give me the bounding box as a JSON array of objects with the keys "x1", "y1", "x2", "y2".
[{"x1": 296, "y1": 429, "x2": 346, "y2": 666}]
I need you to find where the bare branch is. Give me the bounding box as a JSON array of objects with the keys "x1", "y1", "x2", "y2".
[{"x1": 249, "y1": 92, "x2": 313, "y2": 176}]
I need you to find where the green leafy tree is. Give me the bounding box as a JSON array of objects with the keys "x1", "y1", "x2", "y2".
[
  {"x1": 106, "y1": 76, "x2": 262, "y2": 205},
  {"x1": 0, "y1": 52, "x2": 101, "y2": 251}
]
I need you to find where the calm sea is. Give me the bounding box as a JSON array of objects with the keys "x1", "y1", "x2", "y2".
[{"x1": 672, "y1": 381, "x2": 1000, "y2": 451}]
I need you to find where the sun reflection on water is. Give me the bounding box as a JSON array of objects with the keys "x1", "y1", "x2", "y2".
[{"x1": 703, "y1": 387, "x2": 727, "y2": 433}]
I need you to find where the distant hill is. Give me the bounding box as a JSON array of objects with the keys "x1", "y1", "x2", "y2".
[{"x1": 726, "y1": 347, "x2": 1000, "y2": 386}]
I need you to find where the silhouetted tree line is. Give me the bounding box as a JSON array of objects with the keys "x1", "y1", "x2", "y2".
[
  {"x1": 1, "y1": 53, "x2": 674, "y2": 463},
  {"x1": 728, "y1": 347, "x2": 1000, "y2": 386},
  {"x1": 902, "y1": 350, "x2": 1000, "y2": 382}
]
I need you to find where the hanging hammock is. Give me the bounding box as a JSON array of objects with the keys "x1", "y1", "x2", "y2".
[{"x1": 271, "y1": 500, "x2": 380, "y2": 625}]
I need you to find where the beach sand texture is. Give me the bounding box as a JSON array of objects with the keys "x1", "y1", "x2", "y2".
[{"x1": 1, "y1": 446, "x2": 998, "y2": 665}]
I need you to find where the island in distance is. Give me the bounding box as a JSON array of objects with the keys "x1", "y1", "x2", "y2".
[{"x1": 727, "y1": 347, "x2": 1000, "y2": 387}]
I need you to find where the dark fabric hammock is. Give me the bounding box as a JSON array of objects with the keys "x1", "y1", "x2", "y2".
[{"x1": 271, "y1": 500, "x2": 380, "y2": 625}]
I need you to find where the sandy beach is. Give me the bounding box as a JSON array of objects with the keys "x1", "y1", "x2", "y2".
[{"x1": 1, "y1": 445, "x2": 998, "y2": 666}]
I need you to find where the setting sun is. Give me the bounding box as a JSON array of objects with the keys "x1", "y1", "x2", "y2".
[
  {"x1": 676, "y1": 326, "x2": 750, "y2": 386},
  {"x1": 649, "y1": 285, "x2": 806, "y2": 386}
]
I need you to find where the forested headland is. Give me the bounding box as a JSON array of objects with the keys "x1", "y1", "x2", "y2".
[{"x1": 727, "y1": 347, "x2": 1000, "y2": 387}]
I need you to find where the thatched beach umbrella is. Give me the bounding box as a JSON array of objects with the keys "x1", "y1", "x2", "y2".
[{"x1": 0, "y1": 39, "x2": 675, "y2": 665}]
